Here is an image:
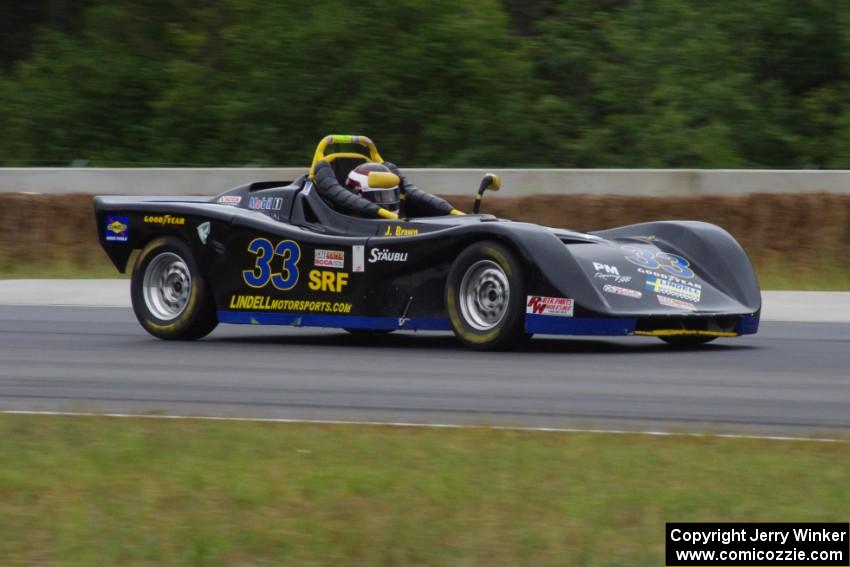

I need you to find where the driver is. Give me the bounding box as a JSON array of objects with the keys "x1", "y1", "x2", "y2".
[
  {"x1": 343, "y1": 162, "x2": 460, "y2": 218},
  {"x1": 344, "y1": 163, "x2": 401, "y2": 214}
]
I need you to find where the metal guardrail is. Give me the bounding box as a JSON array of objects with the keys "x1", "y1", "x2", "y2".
[{"x1": 1, "y1": 167, "x2": 849, "y2": 196}]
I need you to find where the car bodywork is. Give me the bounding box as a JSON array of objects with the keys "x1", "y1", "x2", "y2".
[{"x1": 95, "y1": 174, "x2": 761, "y2": 339}]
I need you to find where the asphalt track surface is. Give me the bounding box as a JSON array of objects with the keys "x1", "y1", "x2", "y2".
[{"x1": 1, "y1": 305, "x2": 848, "y2": 437}]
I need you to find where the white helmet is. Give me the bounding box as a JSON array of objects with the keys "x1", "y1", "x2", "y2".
[{"x1": 345, "y1": 163, "x2": 401, "y2": 213}]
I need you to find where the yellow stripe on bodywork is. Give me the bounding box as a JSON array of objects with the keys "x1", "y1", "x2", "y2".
[
  {"x1": 449, "y1": 209, "x2": 465, "y2": 215},
  {"x1": 377, "y1": 208, "x2": 399, "y2": 220},
  {"x1": 634, "y1": 330, "x2": 739, "y2": 337}
]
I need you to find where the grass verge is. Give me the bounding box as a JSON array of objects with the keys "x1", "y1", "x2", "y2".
[{"x1": 0, "y1": 415, "x2": 847, "y2": 566}]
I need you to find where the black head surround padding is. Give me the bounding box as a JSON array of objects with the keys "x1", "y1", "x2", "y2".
[
  {"x1": 383, "y1": 161, "x2": 454, "y2": 217},
  {"x1": 313, "y1": 160, "x2": 382, "y2": 218}
]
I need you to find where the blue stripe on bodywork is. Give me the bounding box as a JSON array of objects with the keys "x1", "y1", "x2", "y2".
[
  {"x1": 217, "y1": 311, "x2": 452, "y2": 331},
  {"x1": 736, "y1": 314, "x2": 760, "y2": 335},
  {"x1": 525, "y1": 315, "x2": 637, "y2": 336}
]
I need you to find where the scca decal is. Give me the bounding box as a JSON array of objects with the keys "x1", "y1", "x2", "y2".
[
  {"x1": 308, "y1": 270, "x2": 349, "y2": 293},
  {"x1": 242, "y1": 238, "x2": 301, "y2": 290}
]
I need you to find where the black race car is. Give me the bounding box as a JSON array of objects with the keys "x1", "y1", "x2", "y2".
[{"x1": 94, "y1": 135, "x2": 760, "y2": 350}]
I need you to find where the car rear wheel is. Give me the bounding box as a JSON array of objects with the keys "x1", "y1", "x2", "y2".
[
  {"x1": 131, "y1": 237, "x2": 218, "y2": 340},
  {"x1": 446, "y1": 241, "x2": 526, "y2": 350}
]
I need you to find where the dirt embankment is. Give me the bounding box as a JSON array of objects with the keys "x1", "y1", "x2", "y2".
[{"x1": 1, "y1": 192, "x2": 848, "y2": 283}]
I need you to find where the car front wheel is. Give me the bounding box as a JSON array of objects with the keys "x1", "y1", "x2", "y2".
[{"x1": 445, "y1": 241, "x2": 526, "y2": 350}]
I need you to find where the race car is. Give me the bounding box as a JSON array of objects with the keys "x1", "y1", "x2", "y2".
[{"x1": 94, "y1": 135, "x2": 761, "y2": 350}]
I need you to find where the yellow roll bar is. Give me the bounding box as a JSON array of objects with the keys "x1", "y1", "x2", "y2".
[{"x1": 309, "y1": 135, "x2": 384, "y2": 179}]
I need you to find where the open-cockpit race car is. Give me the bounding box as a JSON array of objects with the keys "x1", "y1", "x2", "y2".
[{"x1": 95, "y1": 135, "x2": 761, "y2": 350}]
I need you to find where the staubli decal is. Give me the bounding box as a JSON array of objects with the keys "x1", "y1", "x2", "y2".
[
  {"x1": 144, "y1": 214, "x2": 185, "y2": 225},
  {"x1": 383, "y1": 225, "x2": 418, "y2": 237},
  {"x1": 368, "y1": 248, "x2": 408, "y2": 263},
  {"x1": 229, "y1": 295, "x2": 352, "y2": 313}
]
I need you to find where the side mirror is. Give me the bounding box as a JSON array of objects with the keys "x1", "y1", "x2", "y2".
[{"x1": 473, "y1": 173, "x2": 500, "y2": 214}]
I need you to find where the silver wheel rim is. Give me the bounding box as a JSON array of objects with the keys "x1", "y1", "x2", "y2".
[
  {"x1": 459, "y1": 259, "x2": 510, "y2": 331},
  {"x1": 142, "y1": 252, "x2": 191, "y2": 321}
]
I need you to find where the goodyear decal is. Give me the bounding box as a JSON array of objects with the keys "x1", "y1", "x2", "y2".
[
  {"x1": 144, "y1": 214, "x2": 185, "y2": 226},
  {"x1": 105, "y1": 215, "x2": 129, "y2": 242},
  {"x1": 229, "y1": 294, "x2": 352, "y2": 313}
]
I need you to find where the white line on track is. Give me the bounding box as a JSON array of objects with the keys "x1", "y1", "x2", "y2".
[{"x1": 0, "y1": 409, "x2": 845, "y2": 443}]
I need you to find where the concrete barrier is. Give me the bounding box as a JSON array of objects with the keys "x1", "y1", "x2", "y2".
[{"x1": 2, "y1": 167, "x2": 850, "y2": 197}]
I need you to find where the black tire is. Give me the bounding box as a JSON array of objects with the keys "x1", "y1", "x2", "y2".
[
  {"x1": 660, "y1": 336, "x2": 716, "y2": 347},
  {"x1": 131, "y1": 237, "x2": 218, "y2": 340},
  {"x1": 445, "y1": 241, "x2": 526, "y2": 350}
]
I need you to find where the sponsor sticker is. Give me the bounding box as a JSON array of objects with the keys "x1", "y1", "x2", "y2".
[
  {"x1": 594, "y1": 272, "x2": 632, "y2": 284},
  {"x1": 308, "y1": 269, "x2": 349, "y2": 292},
  {"x1": 352, "y1": 245, "x2": 365, "y2": 272},
  {"x1": 144, "y1": 214, "x2": 185, "y2": 226},
  {"x1": 105, "y1": 215, "x2": 129, "y2": 242},
  {"x1": 526, "y1": 296, "x2": 574, "y2": 317},
  {"x1": 383, "y1": 225, "x2": 419, "y2": 237},
  {"x1": 657, "y1": 295, "x2": 696, "y2": 311},
  {"x1": 229, "y1": 294, "x2": 352, "y2": 313},
  {"x1": 248, "y1": 196, "x2": 284, "y2": 211},
  {"x1": 368, "y1": 248, "x2": 408, "y2": 263},
  {"x1": 196, "y1": 221, "x2": 210, "y2": 244},
  {"x1": 218, "y1": 195, "x2": 242, "y2": 206},
  {"x1": 592, "y1": 262, "x2": 620, "y2": 276},
  {"x1": 314, "y1": 249, "x2": 345, "y2": 269},
  {"x1": 645, "y1": 276, "x2": 701, "y2": 302},
  {"x1": 603, "y1": 284, "x2": 642, "y2": 299}
]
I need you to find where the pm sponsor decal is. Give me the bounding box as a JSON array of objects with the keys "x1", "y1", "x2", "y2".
[
  {"x1": 657, "y1": 295, "x2": 697, "y2": 311},
  {"x1": 526, "y1": 296, "x2": 574, "y2": 317},
  {"x1": 144, "y1": 214, "x2": 185, "y2": 226},
  {"x1": 105, "y1": 215, "x2": 129, "y2": 242},
  {"x1": 645, "y1": 276, "x2": 701, "y2": 302},
  {"x1": 603, "y1": 284, "x2": 642, "y2": 299},
  {"x1": 368, "y1": 248, "x2": 408, "y2": 263},
  {"x1": 592, "y1": 262, "x2": 621, "y2": 276},
  {"x1": 314, "y1": 249, "x2": 345, "y2": 269}
]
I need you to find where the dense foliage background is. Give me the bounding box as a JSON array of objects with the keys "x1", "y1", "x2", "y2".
[{"x1": 1, "y1": 0, "x2": 848, "y2": 167}]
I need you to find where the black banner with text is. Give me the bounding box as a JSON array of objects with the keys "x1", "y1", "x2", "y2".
[{"x1": 666, "y1": 523, "x2": 849, "y2": 566}]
